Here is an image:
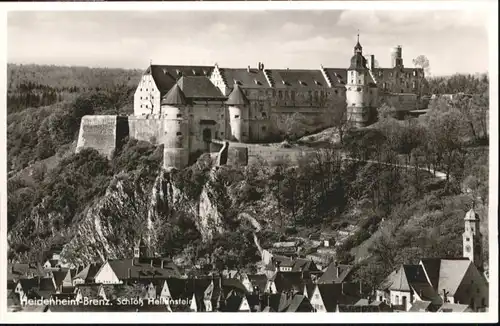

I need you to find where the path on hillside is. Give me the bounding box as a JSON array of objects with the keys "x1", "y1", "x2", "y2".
[{"x1": 341, "y1": 155, "x2": 447, "y2": 180}]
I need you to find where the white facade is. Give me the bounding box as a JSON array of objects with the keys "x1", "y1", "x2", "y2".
[
  {"x1": 93, "y1": 263, "x2": 122, "y2": 284},
  {"x1": 134, "y1": 74, "x2": 161, "y2": 116}
]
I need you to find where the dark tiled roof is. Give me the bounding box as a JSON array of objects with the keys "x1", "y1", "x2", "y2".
[
  {"x1": 336, "y1": 304, "x2": 384, "y2": 312},
  {"x1": 7, "y1": 290, "x2": 21, "y2": 307},
  {"x1": 317, "y1": 283, "x2": 360, "y2": 312},
  {"x1": 322, "y1": 68, "x2": 348, "y2": 87},
  {"x1": 52, "y1": 270, "x2": 69, "y2": 288},
  {"x1": 273, "y1": 272, "x2": 304, "y2": 293},
  {"x1": 408, "y1": 300, "x2": 432, "y2": 312},
  {"x1": 165, "y1": 278, "x2": 189, "y2": 300},
  {"x1": 145, "y1": 65, "x2": 214, "y2": 93},
  {"x1": 267, "y1": 69, "x2": 329, "y2": 89},
  {"x1": 219, "y1": 68, "x2": 270, "y2": 89},
  {"x1": 177, "y1": 76, "x2": 226, "y2": 100},
  {"x1": 286, "y1": 294, "x2": 312, "y2": 312},
  {"x1": 318, "y1": 263, "x2": 355, "y2": 283},
  {"x1": 161, "y1": 84, "x2": 187, "y2": 106},
  {"x1": 437, "y1": 303, "x2": 471, "y2": 312},
  {"x1": 246, "y1": 294, "x2": 261, "y2": 312},
  {"x1": 76, "y1": 284, "x2": 101, "y2": 299},
  {"x1": 292, "y1": 259, "x2": 319, "y2": 272},
  {"x1": 247, "y1": 274, "x2": 268, "y2": 293},
  {"x1": 106, "y1": 258, "x2": 181, "y2": 280},
  {"x1": 226, "y1": 84, "x2": 249, "y2": 105},
  {"x1": 74, "y1": 263, "x2": 102, "y2": 282},
  {"x1": 223, "y1": 293, "x2": 246, "y2": 312},
  {"x1": 8, "y1": 263, "x2": 46, "y2": 280}
]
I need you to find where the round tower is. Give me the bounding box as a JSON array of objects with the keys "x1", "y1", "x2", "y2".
[
  {"x1": 391, "y1": 45, "x2": 403, "y2": 68},
  {"x1": 463, "y1": 205, "x2": 483, "y2": 272},
  {"x1": 226, "y1": 83, "x2": 250, "y2": 142},
  {"x1": 160, "y1": 84, "x2": 190, "y2": 170},
  {"x1": 346, "y1": 34, "x2": 372, "y2": 128}
]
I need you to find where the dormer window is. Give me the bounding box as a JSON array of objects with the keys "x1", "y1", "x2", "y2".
[
  {"x1": 299, "y1": 80, "x2": 306, "y2": 86},
  {"x1": 233, "y1": 79, "x2": 241, "y2": 85},
  {"x1": 163, "y1": 68, "x2": 168, "y2": 74},
  {"x1": 192, "y1": 69, "x2": 197, "y2": 75},
  {"x1": 254, "y1": 79, "x2": 261, "y2": 85},
  {"x1": 413, "y1": 70, "x2": 417, "y2": 77},
  {"x1": 176, "y1": 69, "x2": 181, "y2": 76},
  {"x1": 203, "y1": 69, "x2": 207, "y2": 76},
  {"x1": 282, "y1": 80, "x2": 287, "y2": 85}
]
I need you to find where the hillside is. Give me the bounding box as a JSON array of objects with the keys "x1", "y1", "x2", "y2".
[{"x1": 6, "y1": 64, "x2": 490, "y2": 287}]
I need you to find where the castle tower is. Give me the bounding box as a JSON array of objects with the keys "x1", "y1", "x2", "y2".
[
  {"x1": 226, "y1": 83, "x2": 250, "y2": 142},
  {"x1": 161, "y1": 84, "x2": 190, "y2": 170},
  {"x1": 346, "y1": 34, "x2": 372, "y2": 128},
  {"x1": 463, "y1": 205, "x2": 483, "y2": 272},
  {"x1": 391, "y1": 45, "x2": 403, "y2": 68}
]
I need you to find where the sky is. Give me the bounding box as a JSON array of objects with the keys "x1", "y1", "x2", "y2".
[{"x1": 7, "y1": 9, "x2": 491, "y2": 76}]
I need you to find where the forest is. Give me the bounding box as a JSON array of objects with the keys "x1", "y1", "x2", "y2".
[{"x1": 6, "y1": 64, "x2": 490, "y2": 290}]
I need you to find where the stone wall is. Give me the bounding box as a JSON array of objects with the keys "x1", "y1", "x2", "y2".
[
  {"x1": 382, "y1": 93, "x2": 419, "y2": 112},
  {"x1": 76, "y1": 115, "x2": 118, "y2": 159}
]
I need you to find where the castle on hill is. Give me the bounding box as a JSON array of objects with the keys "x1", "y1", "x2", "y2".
[{"x1": 76, "y1": 37, "x2": 430, "y2": 170}]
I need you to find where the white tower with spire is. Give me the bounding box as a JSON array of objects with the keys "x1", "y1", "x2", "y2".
[{"x1": 463, "y1": 204, "x2": 483, "y2": 272}]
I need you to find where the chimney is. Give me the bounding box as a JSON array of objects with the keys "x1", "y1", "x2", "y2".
[
  {"x1": 247, "y1": 66, "x2": 251, "y2": 73},
  {"x1": 161, "y1": 260, "x2": 164, "y2": 269},
  {"x1": 131, "y1": 259, "x2": 135, "y2": 266},
  {"x1": 337, "y1": 266, "x2": 341, "y2": 278},
  {"x1": 367, "y1": 54, "x2": 375, "y2": 69},
  {"x1": 10, "y1": 265, "x2": 14, "y2": 274},
  {"x1": 150, "y1": 259, "x2": 154, "y2": 268},
  {"x1": 341, "y1": 282, "x2": 345, "y2": 295},
  {"x1": 128, "y1": 268, "x2": 131, "y2": 279}
]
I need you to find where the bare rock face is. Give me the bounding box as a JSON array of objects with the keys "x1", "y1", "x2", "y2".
[{"x1": 8, "y1": 167, "x2": 230, "y2": 265}]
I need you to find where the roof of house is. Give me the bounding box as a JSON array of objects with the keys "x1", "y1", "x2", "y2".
[
  {"x1": 247, "y1": 274, "x2": 268, "y2": 293},
  {"x1": 389, "y1": 264, "x2": 428, "y2": 292},
  {"x1": 321, "y1": 68, "x2": 347, "y2": 87},
  {"x1": 266, "y1": 69, "x2": 329, "y2": 89},
  {"x1": 226, "y1": 84, "x2": 249, "y2": 105},
  {"x1": 223, "y1": 293, "x2": 246, "y2": 312},
  {"x1": 106, "y1": 258, "x2": 181, "y2": 280},
  {"x1": 272, "y1": 272, "x2": 304, "y2": 293},
  {"x1": 219, "y1": 67, "x2": 270, "y2": 89},
  {"x1": 74, "y1": 263, "x2": 102, "y2": 282},
  {"x1": 177, "y1": 76, "x2": 226, "y2": 100},
  {"x1": 52, "y1": 270, "x2": 70, "y2": 288},
  {"x1": 286, "y1": 294, "x2": 312, "y2": 312},
  {"x1": 164, "y1": 278, "x2": 189, "y2": 300},
  {"x1": 76, "y1": 284, "x2": 101, "y2": 299},
  {"x1": 145, "y1": 65, "x2": 214, "y2": 93},
  {"x1": 317, "y1": 263, "x2": 355, "y2": 283},
  {"x1": 437, "y1": 302, "x2": 472, "y2": 312},
  {"x1": 336, "y1": 304, "x2": 383, "y2": 312},
  {"x1": 161, "y1": 83, "x2": 187, "y2": 106},
  {"x1": 8, "y1": 263, "x2": 46, "y2": 280},
  {"x1": 408, "y1": 300, "x2": 432, "y2": 312},
  {"x1": 317, "y1": 283, "x2": 361, "y2": 312},
  {"x1": 419, "y1": 258, "x2": 472, "y2": 296},
  {"x1": 292, "y1": 258, "x2": 319, "y2": 272}
]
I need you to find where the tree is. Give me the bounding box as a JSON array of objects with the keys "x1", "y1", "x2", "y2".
[
  {"x1": 413, "y1": 55, "x2": 431, "y2": 76},
  {"x1": 323, "y1": 96, "x2": 349, "y2": 144},
  {"x1": 283, "y1": 112, "x2": 308, "y2": 140}
]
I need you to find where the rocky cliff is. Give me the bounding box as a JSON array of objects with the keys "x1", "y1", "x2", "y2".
[{"x1": 8, "y1": 165, "x2": 231, "y2": 266}]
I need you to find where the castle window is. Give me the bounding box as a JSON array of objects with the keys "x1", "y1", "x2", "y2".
[
  {"x1": 140, "y1": 97, "x2": 142, "y2": 100},
  {"x1": 140, "y1": 105, "x2": 143, "y2": 108},
  {"x1": 235, "y1": 115, "x2": 240, "y2": 119},
  {"x1": 261, "y1": 112, "x2": 267, "y2": 118},
  {"x1": 335, "y1": 89, "x2": 338, "y2": 94},
  {"x1": 358, "y1": 80, "x2": 361, "y2": 84},
  {"x1": 177, "y1": 113, "x2": 182, "y2": 118},
  {"x1": 176, "y1": 132, "x2": 182, "y2": 136},
  {"x1": 140, "y1": 88, "x2": 142, "y2": 91},
  {"x1": 262, "y1": 126, "x2": 266, "y2": 131},
  {"x1": 412, "y1": 82, "x2": 416, "y2": 88},
  {"x1": 146, "y1": 89, "x2": 148, "y2": 91},
  {"x1": 278, "y1": 91, "x2": 283, "y2": 99}
]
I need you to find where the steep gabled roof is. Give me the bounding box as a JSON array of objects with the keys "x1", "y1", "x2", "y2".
[
  {"x1": 161, "y1": 84, "x2": 187, "y2": 106},
  {"x1": 226, "y1": 84, "x2": 249, "y2": 105},
  {"x1": 74, "y1": 263, "x2": 102, "y2": 282},
  {"x1": 176, "y1": 76, "x2": 226, "y2": 100},
  {"x1": 419, "y1": 258, "x2": 471, "y2": 296},
  {"x1": 247, "y1": 274, "x2": 268, "y2": 293},
  {"x1": 317, "y1": 263, "x2": 354, "y2": 284},
  {"x1": 273, "y1": 272, "x2": 304, "y2": 293},
  {"x1": 408, "y1": 300, "x2": 432, "y2": 312},
  {"x1": 145, "y1": 65, "x2": 214, "y2": 93},
  {"x1": 317, "y1": 283, "x2": 360, "y2": 312}
]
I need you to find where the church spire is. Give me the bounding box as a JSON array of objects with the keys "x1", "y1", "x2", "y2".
[{"x1": 354, "y1": 30, "x2": 362, "y2": 54}]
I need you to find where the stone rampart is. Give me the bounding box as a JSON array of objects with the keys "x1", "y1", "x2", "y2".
[{"x1": 76, "y1": 115, "x2": 118, "y2": 159}]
